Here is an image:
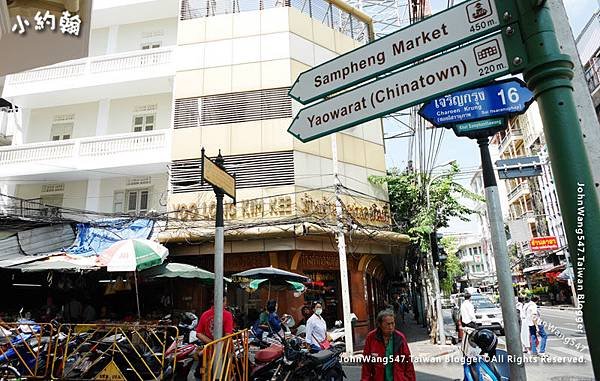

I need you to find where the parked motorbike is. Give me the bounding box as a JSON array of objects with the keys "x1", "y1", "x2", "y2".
[
  {"x1": 269, "y1": 332, "x2": 345, "y2": 381},
  {"x1": 460, "y1": 327, "x2": 510, "y2": 381},
  {"x1": 163, "y1": 336, "x2": 203, "y2": 380}
]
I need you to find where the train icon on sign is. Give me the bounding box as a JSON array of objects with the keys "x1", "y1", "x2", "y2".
[{"x1": 466, "y1": 0, "x2": 492, "y2": 23}]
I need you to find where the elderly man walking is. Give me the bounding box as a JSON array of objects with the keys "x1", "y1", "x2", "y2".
[{"x1": 361, "y1": 309, "x2": 416, "y2": 381}]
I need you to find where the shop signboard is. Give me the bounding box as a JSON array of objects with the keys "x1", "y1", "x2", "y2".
[{"x1": 530, "y1": 236, "x2": 559, "y2": 251}]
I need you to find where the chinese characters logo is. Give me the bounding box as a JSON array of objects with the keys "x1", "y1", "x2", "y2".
[{"x1": 12, "y1": 10, "x2": 81, "y2": 36}]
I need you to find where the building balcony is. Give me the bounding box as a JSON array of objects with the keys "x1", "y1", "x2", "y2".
[
  {"x1": 507, "y1": 181, "x2": 530, "y2": 202},
  {"x1": 2, "y1": 47, "x2": 175, "y2": 108},
  {"x1": 498, "y1": 128, "x2": 523, "y2": 154},
  {"x1": 585, "y1": 59, "x2": 600, "y2": 96},
  {"x1": 0, "y1": 130, "x2": 170, "y2": 181}
]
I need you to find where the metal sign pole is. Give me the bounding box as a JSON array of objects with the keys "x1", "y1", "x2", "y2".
[
  {"x1": 517, "y1": 1, "x2": 600, "y2": 376},
  {"x1": 477, "y1": 137, "x2": 526, "y2": 381}
]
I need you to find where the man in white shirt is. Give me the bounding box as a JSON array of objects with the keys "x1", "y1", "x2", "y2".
[
  {"x1": 460, "y1": 293, "x2": 477, "y2": 329},
  {"x1": 525, "y1": 296, "x2": 547, "y2": 357}
]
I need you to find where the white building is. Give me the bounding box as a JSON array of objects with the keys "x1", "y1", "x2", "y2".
[
  {"x1": 576, "y1": 9, "x2": 600, "y2": 120},
  {"x1": 455, "y1": 233, "x2": 496, "y2": 289},
  {"x1": 0, "y1": 0, "x2": 179, "y2": 217}
]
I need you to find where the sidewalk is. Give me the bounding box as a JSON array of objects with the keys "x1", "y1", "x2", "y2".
[
  {"x1": 342, "y1": 316, "x2": 462, "y2": 380},
  {"x1": 541, "y1": 304, "x2": 579, "y2": 311}
]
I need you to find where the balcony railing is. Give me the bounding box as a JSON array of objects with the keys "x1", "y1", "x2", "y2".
[
  {"x1": 498, "y1": 128, "x2": 523, "y2": 154},
  {"x1": 585, "y1": 58, "x2": 600, "y2": 94},
  {"x1": 180, "y1": 0, "x2": 371, "y2": 43},
  {"x1": 6, "y1": 47, "x2": 174, "y2": 85},
  {"x1": 507, "y1": 181, "x2": 530, "y2": 201},
  {"x1": 0, "y1": 130, "x2": 169, "y2": 173}
]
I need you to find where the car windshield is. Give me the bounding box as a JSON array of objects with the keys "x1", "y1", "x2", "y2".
[{"x1": 471, "y1": 297, "x2": 496, "y2": 309}]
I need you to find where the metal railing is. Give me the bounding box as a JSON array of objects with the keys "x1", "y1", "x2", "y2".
[
  {"x1": 51, "y1": 324, "x2": 178, "y2": 381},
  {"x1": 585, "y1": 58, "x2": 600, "y2": 94},
  {"x1": 498, "y1": 128, "x2": 523, "y2": 153},
  {"x1": 0, "y1": 322, "x2": 55, "y2": 379},
  {"x1": 0, "y1": 130, "x2": 169, "y2": 166},
  {"x1": 180, "y1": 0, "x2": 372, "y2": 43},
  {"x1": 199, "y1": 330, "x2": 249, "y2": 381},
  {"x1": 0, "y1": 194, "x2": 61, "y2": 218},
  {"x1": 6, "y1": 47, "x2": 174, "y2": 85},
  {"x1": 507, "y1": 182, "x2": 530, "y2": 201}
]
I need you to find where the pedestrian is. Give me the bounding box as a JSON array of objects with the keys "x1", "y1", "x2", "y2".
[
  {"x1": 516, "y1": 296, "x2": 530, "y2": 353},
  {"x1": 525, "y1": 296, "x2": 547, "y2": 357},
  {"x1": 306, "y1": 301, "x2": 328, "y2": 352},
  {"x1": 460, "y1": 293, "x2": 477, "y2": 329},
  {"x1": 361, "y1": 309, "x2": 416, "y2": 381},
  {"x1": 294, "y1": 305, "x2": 312, "y2": 330},
  {"x1": 195, "y1": 296, "x2": 234, "y2": 344}
]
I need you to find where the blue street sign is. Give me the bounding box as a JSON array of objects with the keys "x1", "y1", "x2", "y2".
[{"x1": 418, "y1": 78, "x2": 534, "y2": 127}]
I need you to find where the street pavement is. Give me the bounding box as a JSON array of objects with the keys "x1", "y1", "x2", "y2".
[{"x1": 343, "y1": 306, "x2": 595, "y2": 380}]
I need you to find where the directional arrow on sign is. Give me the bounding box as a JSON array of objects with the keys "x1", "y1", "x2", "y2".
[
  {"x1": 289, "y1": 0, "x2": 516, "y2": 104},
  {"x1": 419, "y1": 78, "x2": 534, "y2": 127},
  {"x1": 288, "y1": 31, "x2": 525, "y2": 143}
]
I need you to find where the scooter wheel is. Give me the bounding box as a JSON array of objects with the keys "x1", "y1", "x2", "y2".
[{"x1": 0, "y1": 366, "x2": 21, "y2": 381}]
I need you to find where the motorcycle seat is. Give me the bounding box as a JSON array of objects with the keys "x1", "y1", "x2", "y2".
[
  {"x1": 308, "y1": 349, "x2": 334, "y2": 363},
  {"x1": 255, "y1": 344, "x2": 283, "y2": 363}
]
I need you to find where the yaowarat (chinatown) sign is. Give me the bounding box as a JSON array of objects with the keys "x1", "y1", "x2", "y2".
[{"x1": 530, "y1": 236, "x2": 559, "y2": 251}]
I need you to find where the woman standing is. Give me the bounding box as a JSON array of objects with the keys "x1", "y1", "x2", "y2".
[
  {"x1": 518, "y1": 296, "x2": 531, "y2": 353},
  {"x1": 305, "y1": 301, "x2": 328, "y2": 352}
]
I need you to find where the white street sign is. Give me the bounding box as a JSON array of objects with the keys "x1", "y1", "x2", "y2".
[
  {"x1": 288, "y1": 32, "x2": 520, "y2": 142},
  {"x1": 289, "y1": 0, "x2": 508, "y2": 104}
]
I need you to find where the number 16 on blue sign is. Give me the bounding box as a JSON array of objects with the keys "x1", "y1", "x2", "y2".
[{"x1": 419, "y1": 78, "x2": 534, "y2": 127}]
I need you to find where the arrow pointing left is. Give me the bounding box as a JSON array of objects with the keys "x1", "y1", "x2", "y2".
[{"x1": 288, "y1": 32, "x2": 523, "y2": 143}]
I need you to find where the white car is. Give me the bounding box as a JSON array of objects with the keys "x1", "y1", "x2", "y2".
[{"x1": 471, "y1": 294, "x2": 504, "y2": 335}]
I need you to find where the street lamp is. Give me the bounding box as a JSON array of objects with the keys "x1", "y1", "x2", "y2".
[{"x1": 425, "y1": 160, "x2": 455, "y2": 345}]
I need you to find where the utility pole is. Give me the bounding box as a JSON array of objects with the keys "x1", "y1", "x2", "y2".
[
  {"x1": 516, "y1": 2, "x2": 600, "y2": 376},
  {"x1": 331, "y1": 134, "x2": 354, "y2": 354},
  {"x1": 478, "y1": 137, "x2": 526, "y2": 381}
]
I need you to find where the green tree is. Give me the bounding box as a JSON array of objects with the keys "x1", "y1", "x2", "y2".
[
  {"x1": 439, "y1": 236, "x2": 463, "y2": 295},
  {"x1": 369, "y1": 164, "x2": 482, "y2": 341},
  {"x1": 369, "y1": 163, "x2": 483, "y2": 251}
]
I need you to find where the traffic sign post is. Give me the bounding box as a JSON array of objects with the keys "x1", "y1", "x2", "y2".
[
  {"x1": 515, "y1": 1, "x2": 600, "y2": 377},
  {"x1": 289, "y1": 0, "x2": 518, "y2": 104},
  {"x1": 201, "y1": 148, "x2": 236, "y2": 346},
  {"x1": 289, "y1": 29, "x2": 526, "y2": 142}
]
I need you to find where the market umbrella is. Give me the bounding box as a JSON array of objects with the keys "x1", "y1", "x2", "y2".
[
  {"x1": 232, "y1": 266, "x2": 309, "y2": 299},
  {"x1": 231, "y1": 266, "x2": 309, "y2": 283},
  {"x1": 246, "y1": 279, "x2": 306, "y2": 293},
  {"x1": 142, "y1": 262, "x2": 232, "y2": 283},
  {"x1": 98, "y1": 239, "x2": 169, "y2": 320}
]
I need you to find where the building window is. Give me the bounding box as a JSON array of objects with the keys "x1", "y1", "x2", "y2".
[
  {"x1": 50, "y1": 122, "x2": 73, "y2": 141},
  {"x1": 113, "y1": 189, "x2": 149, "y2": 214},
  {"x1": 132, "y1": 114, "x2": 155, "y2": 132}
]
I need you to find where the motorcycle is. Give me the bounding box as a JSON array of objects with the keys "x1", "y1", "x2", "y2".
[
  {"x1": 460, "y1": 327, "x2": 510, "y2": 381},
  {"x1": 269, "y1": 331, "x2": 345, "y2": 381},
  {"x1": 163, "y1": 336, "x2": 203, "y2": 380}
]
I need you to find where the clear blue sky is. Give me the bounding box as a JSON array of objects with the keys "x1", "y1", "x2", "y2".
[{"x1": 384, "y1": 0, "x2": 600, "y2": 234}]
